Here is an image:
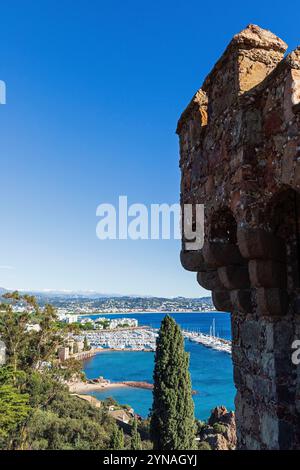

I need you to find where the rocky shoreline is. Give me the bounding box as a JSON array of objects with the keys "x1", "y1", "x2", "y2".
[{"x1": 197, "y1": 406, "x2": 236, "y2": 450}]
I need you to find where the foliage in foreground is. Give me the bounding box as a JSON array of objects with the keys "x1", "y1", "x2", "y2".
[
  {"x1": 131, "y1": 418, "x2": 142, "y2": 450},
  {"x1": 0, "y1": 295, "x2": 203, "y2": 450},
  {"x1": 0, "y1": 293, "x2": 117, "y2": 450},
  {"x1": 26, "y1": 388, "x2": 114, "y2": 450}
]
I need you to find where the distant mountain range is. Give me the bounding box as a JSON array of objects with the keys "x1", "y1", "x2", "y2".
[
  {"x1": 0, "y1": 287, "x2": 214, "y2": 314},
  {"x1": 0, "y1": 287, "x2": 129, "y2": 299},
  {"x1": 0, "y1": 287, "x2": 210, "y2": 302}
]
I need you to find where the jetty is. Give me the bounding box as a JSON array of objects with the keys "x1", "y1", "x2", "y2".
[
  {"x1": 182, "y1": 330, "x2": 231, "y2": 354},
  {"x1": 121, "y1": 381, "x2": 153, "y2": 390}
]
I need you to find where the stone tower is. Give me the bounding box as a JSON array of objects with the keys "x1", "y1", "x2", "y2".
[{"x1": 177, "y1": 24, "x2": 300, "y2": 449}]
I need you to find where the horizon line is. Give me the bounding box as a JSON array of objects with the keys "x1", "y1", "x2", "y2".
[{"x1": 0, "y1": 285, "x2": 211, "y2": 299}]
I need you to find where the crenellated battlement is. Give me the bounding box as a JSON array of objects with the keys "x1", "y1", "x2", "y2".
[
  {"x1": 178, "y1": 25, "x2": 290, "y2": 130},
  {"x1": 177, "y1": 25, "x2": 300, "y2": 228}
]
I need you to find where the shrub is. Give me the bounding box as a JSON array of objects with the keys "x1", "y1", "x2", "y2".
[
  {"x1": 213, "y1": 423, "x2": 227, "y2": 434},
  {"x1": 198, "y1": 441, "x2": 212, "y2": 450}
]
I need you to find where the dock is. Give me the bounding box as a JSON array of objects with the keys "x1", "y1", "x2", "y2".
[{"x1": 182, "y1": 330, "x2": 232, "y2": 354}]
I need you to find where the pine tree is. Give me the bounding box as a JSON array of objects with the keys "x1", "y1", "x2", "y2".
[
  {"x1": 131, "y1": 418, "x2": 142, "y2": 450},
  {"x1": 150, "y1": 315, "x2": 196, "y2": 450},
  {"x1": 110, "y1": 424, "x2": 124, "y2": 450}
]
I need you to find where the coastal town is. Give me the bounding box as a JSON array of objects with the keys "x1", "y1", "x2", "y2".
[
  {"x1": 0, "y1": 288, "x2": 215, "y2": 316},
  {"x1": 53, "y1": 295, "x2": 215, "y2": 315},
  {"x1": 0, "y1": 290, "x2": 229, "y2": 368}
]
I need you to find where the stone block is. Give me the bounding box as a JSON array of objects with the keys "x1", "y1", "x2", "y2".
[
  {"x1": 256, "y1": 288, "x2": 289, "y2": 316},
  {"x1": 231, "y1": 345, "x2": 245, "y2": 366},
  {"x1": 180, "y1": 249, "x2": 206, "y2": 272},
  {"x1": 230, "y1": 289, "x2": 254, "y2": 313},
  {"x1": 277, "y1": 384, "x2": 294, "y2": 404},
  {"x1": 240, "y1": 320, "x2": 261, "y2": 349},
  {"x1": 261, "y1": 413, "x2": 279, "y2": 449},
  {"x1": 260, "y1": 352, "x2": 276, "y2": 377},
  {"x1": 252, "y1": 376, "x2": 275, "y2": 401},
  {"x1": 212, "y1": 290, "x2": 233, "y2": 312},
  {"x1": 197, "y1": 270, "x2": 224, "y2": 290},
  {"x1": 237, "y1": 229, "x2": 286, "y2": 262},
  {"x1": 278, "y1": 420, "x2": 295, "y2": 450},
  {"x1": 273, "y1": 319, "x2": 294, "y2": 351},
  {"x1": 245, "y1": 435, "x2": 261, "y2": 450},
  {"x1": 264, "y1": 323, "x2": 274, "y2": 352},
  {"x1": 230, "y1": 313, "x2": 240, "y2": 343},
  {"x1": 218, "y1": 264, "x2": 250, "y2": 290},
  {"x1": 249, "y1": 259, "x2": 287, "y2": 288},
  {"x1": 233, "y1": 365, "x2": 244, "y2": 386},
  {"x1": 203, "y1": 241, "x2": 243, "y2": 268},
  {"x1": 235, "y1": 390, "x2": 260, "y2": 436}
]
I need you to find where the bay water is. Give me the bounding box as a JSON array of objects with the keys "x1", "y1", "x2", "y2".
[{"x1": 82, "y1": 312, "x2": 235, "y2": 420}]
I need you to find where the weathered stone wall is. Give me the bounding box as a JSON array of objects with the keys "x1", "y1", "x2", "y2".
[{"x1": 177, "y1": 24, "x2": 300, "y2": 450}]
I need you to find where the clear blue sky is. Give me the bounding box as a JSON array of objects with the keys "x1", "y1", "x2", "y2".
[{"x1": 0, "y1": 0, "x2": 299, "y2": 297}]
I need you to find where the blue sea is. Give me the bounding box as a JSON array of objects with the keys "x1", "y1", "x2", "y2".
[{"x1": 82, "y1": 312, "x2": 235, "y2": 421}]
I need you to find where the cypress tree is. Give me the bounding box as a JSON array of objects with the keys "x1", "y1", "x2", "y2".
[
  {"x1": 110, "y1": 424, "x2": 124, "y2": 450},
  {"x1": 83, "y1": 336, "x2": 90, "y2": 351},
  {"x1": 131, "y1": 418, "x2": 142, "y2": 450},
  {"x1": 150, "y1": 315, "x2": 196, "y2": 450}
]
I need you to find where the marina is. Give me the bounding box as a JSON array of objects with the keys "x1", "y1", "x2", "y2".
[
  {"x1": 73, "y1": 316, "x2": 232, "y2": 355},
  {"x1": 74, "y1": 327, "x2": 158, "y2": 351}
]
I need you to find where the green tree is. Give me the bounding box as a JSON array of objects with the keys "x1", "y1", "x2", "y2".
[
  {"x1": 110, "y1": 424, "x2": 124, "y2": 450},
  {"x1": 0, "y1": 367, "x2": 30, "y2": 448},
  {"x1": 0, "y1": 293, "x2": 82, "y2": 449},
  {"x1": 131, "y1": 418, "x2": 142, "y2": 450},
  {"x1": 0, "y1": 305, "x2": 30, "y2": 374},
  {"x1": 0, "y1": 292, "x2": 129, "y2": 451},
  {"x1": 83, "y1": 336, "x2": 90, "y2": 351},
  {"x1": 150, "y1": 315, "x2": 196, "y2": 450},
  {"x1": 0, "y1": 295, "x2": 62, "y2": 374}
]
